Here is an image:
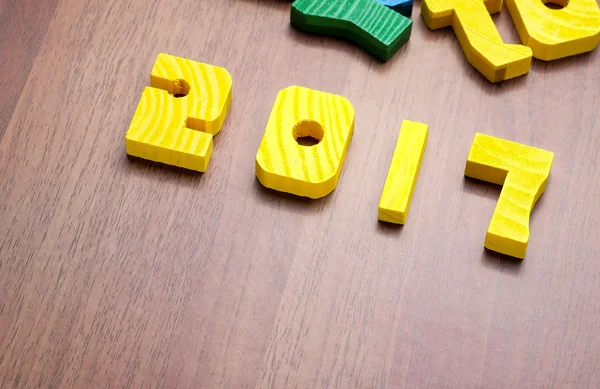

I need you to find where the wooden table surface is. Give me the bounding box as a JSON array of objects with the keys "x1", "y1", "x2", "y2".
[{"x1": 2, "y1": 0, "x2": 600, "y2": 388}]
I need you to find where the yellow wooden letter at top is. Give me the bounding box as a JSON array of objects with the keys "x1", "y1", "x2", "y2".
[
  {"x1": 378, "y1": 120, "x2": 428, "y2": 225},
  {"x1": 421, "y1": 0, "x2": 532, "y2": 82},
  {"x1": 506, "y1": 0, "x2": 600, "y2": 60},
  {"x1": 465, "y1": 133, "x2": 554, "y2": 259},
  {"x1": 125, "y1": 53, "x2": 232, "y2": 172},
  {"x1": 255, "y1": 86, "x2": 355, "y2": 199}
]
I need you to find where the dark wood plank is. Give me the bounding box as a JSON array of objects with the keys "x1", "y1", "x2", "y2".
[
  {"x1": 0, "y1": 0, "x2": 60, "y2": 138},
  {"x1": 1, "y1": 0, "x2": 599, "y2": 388}
]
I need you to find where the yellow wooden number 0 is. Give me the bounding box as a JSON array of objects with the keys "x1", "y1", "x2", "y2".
[
  {"x1": 126, "y1": 53, "x2": 232, "y2": 172},
  {"x1": 465, "y1": 133, "x2": 554, "y2": 259},
  {"x1": 255, "y1": 86, "x2": 355, "y2": 199}
]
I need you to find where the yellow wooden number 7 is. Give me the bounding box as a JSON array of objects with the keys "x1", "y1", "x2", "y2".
[{"x1": 464, "y1": 134, "x2": 554, "y2": 259}]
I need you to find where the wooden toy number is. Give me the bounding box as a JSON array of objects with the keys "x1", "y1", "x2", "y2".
[
  {"x1": 125, "y1": 55, "x2": 555, "y2": 260},
  {"x1": 422, "y1": 0, "x2": 600, "y2": 82}
]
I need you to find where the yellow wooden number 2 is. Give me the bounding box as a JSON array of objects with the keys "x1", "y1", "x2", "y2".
[{"x1": 126, "y1": 53, "x2": 232, "y2": 172}]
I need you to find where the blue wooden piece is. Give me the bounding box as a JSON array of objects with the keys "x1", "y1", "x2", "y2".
[{"x1": 378, "y1": 0, "x2": 413, "y2": 17}]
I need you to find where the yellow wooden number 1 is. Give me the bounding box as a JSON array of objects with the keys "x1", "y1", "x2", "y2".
[
  {"x1": 378, "y1": 120, "x2": 428, "y2": 224},
  {"x1": 126, "y1": 53, "x2": 232, "y2": 172},
  {"x1": 465, "y1": 133, "x2": 554, "y2": 259}
]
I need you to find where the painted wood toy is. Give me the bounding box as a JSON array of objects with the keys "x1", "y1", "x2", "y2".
[
  {"x1": 124, "y1": 53, "x2": 559, "y2": 258},
  {"x1": 125, "y1": 53, "x2": 232, "y2": 172},
  {"x1": 421, "y1": 0, "x2": 532, "y2": 82},
  {"x1": 506, "y1": 0, "x2": 600, "y2": 60},
  {"x1": 255, "y1": 86, "x2": 355, "y2": 199},
  {"x1": 291, "y1": 0, "x2": 412, "y2": 61},
  {"x1": 464, "y1": 133, "x2": 554, "y2": 259},
  {"x1": 378, "y1": 0, "x2": 414, "y2": 17},
  {"x1": 378, "y1": 120, "x2": 428, "y2": 224},
  {"x1": 422, "y1": 0, "x2": 600, "y2": 81}
]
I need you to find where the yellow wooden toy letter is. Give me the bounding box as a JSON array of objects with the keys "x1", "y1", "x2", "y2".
[
  {"x1": 255, "y1": 86, "x2": 355, "y2": 199},
  {"x1": 421, "y1": 0, "x2": 532, "y2": 82},
  {"x1": 378, "y1": 120, "x2": 428, "y2": 225},
  {"x1": 464, "y1": 133, "x2": 554, "y2": 259},
  {"x1": 505, "y1": 0, "x2": 600, "y2": 60},
  {"x1": 125, "y1": 53, "x2": 232, "y2": 172}
]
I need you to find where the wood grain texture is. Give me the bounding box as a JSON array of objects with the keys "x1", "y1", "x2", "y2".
[
  {"x1": 1, "y1": 0, "x2": 600, "y2": 388},
  {"x1": 0, "y1": 0, "x2": 60, "y2": 139}
]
